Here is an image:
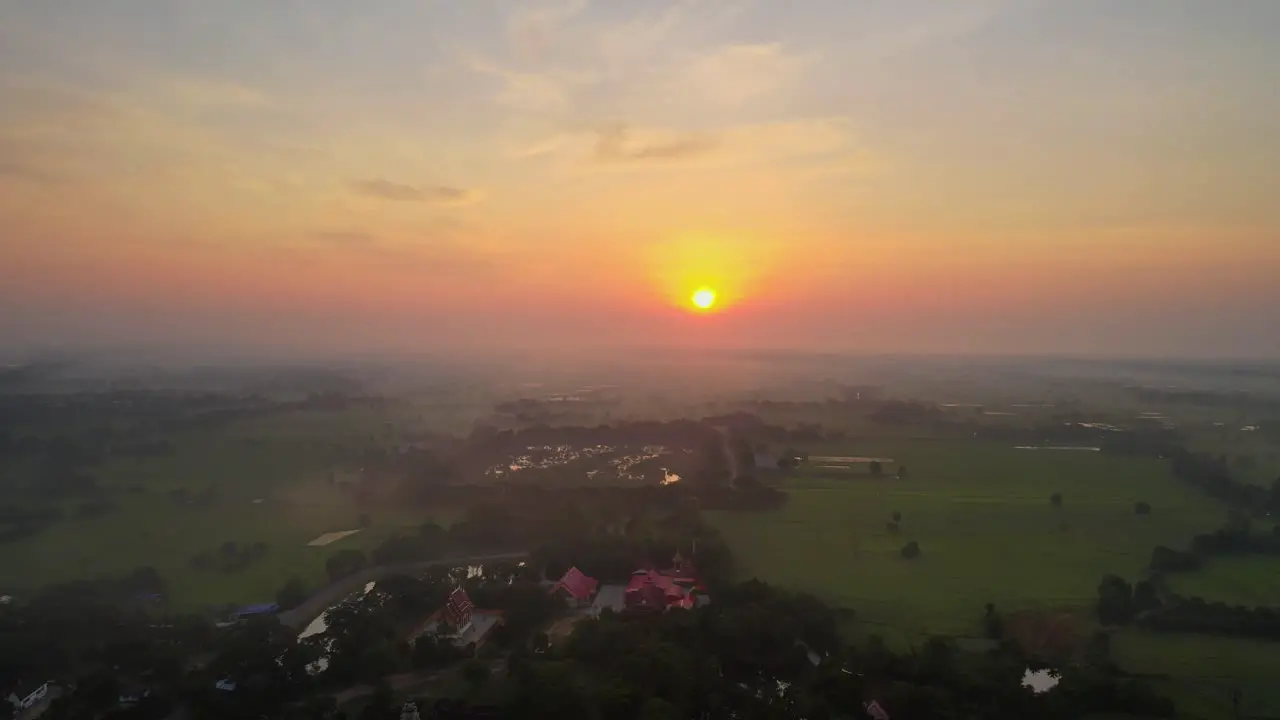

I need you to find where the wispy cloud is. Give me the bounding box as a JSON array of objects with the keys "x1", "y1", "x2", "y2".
[
  {"x1": 593, "y1": 125, "x2": 719, "y2": 165},
  {"x1": 527, "y1": 118, "x2": 862, "y2": 171},
  {"x1": 505, "y1": 0, "x2": 590, "y2": 62},
  {"x1": 311, "y1": 230, "x2": 377, "y2": 246},
  {"x1": 685, "y1": 42, "x2": 808, "y2": 105},
  {"x1": 349, "y1": 179, "x2": 481, "y2": 205}
]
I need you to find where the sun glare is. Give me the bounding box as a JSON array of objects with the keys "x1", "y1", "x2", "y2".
[{"x1": 691, "y1": 287, "x2": 717, "y2": 310}]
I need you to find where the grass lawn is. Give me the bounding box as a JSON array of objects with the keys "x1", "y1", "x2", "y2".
[
  {"x1": 1165, "y1": 555, "x2": 1280, "y2": 606},
  {"x1": 709, "y1": 438, "x2": 1227, "y2": 647},
  {"x1": 1112, "y1": 630, "x2": 1280, "y2": 720},
  {"x1": 0, "y1": 490, "x2": 449, "y2": 609}
]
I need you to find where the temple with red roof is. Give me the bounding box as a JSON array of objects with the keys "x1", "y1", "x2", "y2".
[
  {"x1": 551, "y1": 566, "x2": 598, "y2": 607},
  {"x1": 441, "y1": 587, "x2": 475, "y2": 634},
  {"x1": 413, "y1": 587, "x2": 502, "y2": 649},
  {"x1": 623, "y1": 550, "x2": 700, "y2": 612}
]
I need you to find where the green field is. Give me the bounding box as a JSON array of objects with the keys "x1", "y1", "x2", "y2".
[
  {"x1": 1166, "y1": 555, "x2": 1280, "y2": 606},
  {"x1": 709, "y1": 438, "x2": 1228, "y2": 646},
  {"x1": 1113, "y1": 630, "x2": 1280, "y2": 719},
  {"x1": 0, "y1": 408, "x2": 456, "y2": 609}
]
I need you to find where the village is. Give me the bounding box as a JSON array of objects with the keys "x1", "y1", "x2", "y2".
[{"x1": 409, "y1": 548, "x2": 705, "y2": 655}]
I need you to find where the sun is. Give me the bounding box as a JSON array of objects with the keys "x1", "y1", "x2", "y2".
[{"x1": 691, "y1": 287, "x2": 717, "y2": 310}]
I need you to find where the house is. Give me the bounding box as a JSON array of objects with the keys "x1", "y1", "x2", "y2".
[
  {"x1": 550, "y1": 566, "x2": 598, "y2": 607},
  {"x1": 6, "y1": 681, "x2": 50, "y2": 711},
  {"x1": 414, "y1": 587, "x2": 504, "y2": 649},
  {"x1": 214, "y1": 679, "x2": 237, "y2": 692}
]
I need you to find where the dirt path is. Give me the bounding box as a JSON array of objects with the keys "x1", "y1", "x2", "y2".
[{"x1": 277, "y1": 551, "x2": 529, "y2": 630}]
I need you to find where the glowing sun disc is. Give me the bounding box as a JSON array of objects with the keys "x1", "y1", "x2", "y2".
[{"x1": 691, "y1": 287, "x2": 717, "y2": 310}]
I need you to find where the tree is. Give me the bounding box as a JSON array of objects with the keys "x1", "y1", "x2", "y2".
[
  {"x1": 1050, "y1": 492, "x2": 1063, "y2": 508},
  {"x1": 277, "y1": 577, "x2": 309, "y2": 611},
  {"x1": 1132, "y1": 579, "x2": 1161, "y2": 614},
  {"x1": 892, "y1": 510, "x2": 902, "y2": 523},
  {"x1": 901, "y1": 541, "x2": 921, "y2": 559},
  {"x1": 869, "y1": 461, "x2": 883, "y2": 477},
  {"x1": 896, "y1": 465, "x2": 908, "y2": 479},
  {"x1": 983, "y1": 602, "x2": 1003, "y2": 639},
  {"x1": 1097, "y1": 574, "x2": 1133, "y2": 625},
  {"x1": 532, "y1": 631, "x2": 550, "y2": 652},
  {"x1": 1134, "y1": 501, "x2": 1151, "y2": 515},
  {"x1": 359, "y1": 513, "x2": 372, "y2": 529},
  {"x1": 462, "y1": 658, "x2": 491, "y2": 689}
]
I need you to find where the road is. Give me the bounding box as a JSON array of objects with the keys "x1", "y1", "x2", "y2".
[{"x1": 276, "y1": 551, "x2": 530, "y2": 630}]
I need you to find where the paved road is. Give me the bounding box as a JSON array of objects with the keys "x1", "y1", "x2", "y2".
[{"x1": 277, "y1": 551, "x2": 529, "y2": 630}]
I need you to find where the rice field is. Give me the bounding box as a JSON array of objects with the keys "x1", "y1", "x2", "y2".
[{"x1": 709, "y1": 438, "x2": 1228, "y2": 646}]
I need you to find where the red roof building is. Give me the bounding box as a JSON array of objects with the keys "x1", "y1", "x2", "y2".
[
  {"x1": 551, "y1": 566, "x2": 598, "y2": 605},
  {"x1": 624, "y1": 570, "x2": 694, "y2": 611},
  {"x1": 442, "y1": 588, "x2": 474, "y2": 632}
]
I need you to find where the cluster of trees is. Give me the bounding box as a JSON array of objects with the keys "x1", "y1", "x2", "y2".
[
  {"x1": 1098, "y1": 571, "x2": 1280, "y2": 641},
  {"x1": 498, "y1": 578, "x2": 1175, "y2": 720},
  {"x1": 1147, "y1": 513, "x2": 1280, "y2": 575},
  {"x1": 1167, "y1": 448, "x2": 1278, "y2": 512},
  {"x1": 1143, "y1": 594, "x2": 1280, "y2": 640}
]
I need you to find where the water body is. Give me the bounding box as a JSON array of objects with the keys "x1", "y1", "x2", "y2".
[
  {"x1": 1022, "y1": 668, "x2": 1061, "y2": 694},
  {"x1": 299, "y1": 581, "x2": 377, "y2": 640}
]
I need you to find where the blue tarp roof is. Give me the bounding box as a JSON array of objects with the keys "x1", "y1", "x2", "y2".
[{"x1": 231, "y1": 602, "x2": 279, "y2": 617}]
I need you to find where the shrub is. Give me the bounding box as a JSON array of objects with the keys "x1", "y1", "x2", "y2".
[
  {"x1": 1050, "y1": 492, "x2": 1063, "y2": 508},
  {"x1": 901, "y1": 541, "x2": 921, "y2": 559},
  {"x1": 1134, "y1": 501, "x2": 1152, "y2": 515}
]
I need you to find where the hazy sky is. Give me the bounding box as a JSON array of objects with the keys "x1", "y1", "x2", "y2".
[{"x1": 1, "y1": 0, "x2": 1278, "y2": 358}]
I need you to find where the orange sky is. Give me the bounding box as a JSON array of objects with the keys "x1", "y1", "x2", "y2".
[{"x1": 1, "y1": 1, "x2": 1278, "y2": 357}]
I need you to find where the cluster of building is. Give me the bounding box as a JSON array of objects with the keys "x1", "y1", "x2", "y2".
[
  {"x1": 409, "y1": 549, "x2": 707, "y2": 653},
  {"x1": 550, "y1": 550, "x2": 705, "y2": 614}
]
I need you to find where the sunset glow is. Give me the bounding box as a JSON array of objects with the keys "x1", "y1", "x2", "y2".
[
  {"x1": 0, "y1": 2, "x2": 1277, "y2": 357},
  {"x1": 691, "y1": 288, "x2": 717, "y2": 311}
]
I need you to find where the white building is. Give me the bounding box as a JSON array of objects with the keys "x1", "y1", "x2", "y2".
[{"x1": 6, "y1": 681, "x2": 50, "y2": 711}]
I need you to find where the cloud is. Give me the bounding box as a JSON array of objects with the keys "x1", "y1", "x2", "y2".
[
  {"x1": 593, "y1": 125, "x2": 718, "y2": 165},
  {"x1": 312, "y1": 230, "x2": 377, "y2": 246},
  {"x1": 506, "y1": 0, "x2": 590, "y2": 62},
  {"x1": 163, "y1": 79, "x2": 268, "y2": 109},
  {"x1": 526, "y1": 118, "x2": 862, "y2": 171},
  {"x1": 686, "y1": 42, "x2": 807, "y2": 105},
  {"x1": 464, "y1": 56, "x2": 580, "y2": 113},
  {"x1": 349, "y1": 179, "x2": 481, "y2": 205}
]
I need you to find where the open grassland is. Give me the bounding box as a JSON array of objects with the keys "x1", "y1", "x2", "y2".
[
  {"x1": 709, "y1": 438, "x2": 1227, "y2": 647},
  {"x1": 1113, "y1": 630, "x2": 1280, "y2": 719},
  {"x1": 0, "y1": 406, "x2": 459, "y2": 609},
  {"x1": 0, "y1": 489, "x2": 448, "y2": 609},
  {"x1": 1165, "y1": 555, "x2": 1280, "y2": 606}
]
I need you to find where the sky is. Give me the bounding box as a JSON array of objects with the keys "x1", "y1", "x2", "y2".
[{"x1": 1, "y1": 0, "x2": 1278, "y2": 359}]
